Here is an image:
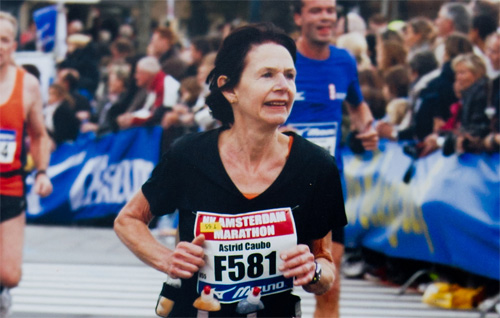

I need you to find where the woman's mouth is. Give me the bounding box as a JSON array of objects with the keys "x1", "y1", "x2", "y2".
[{"x1": 264, "y1": 101, "x2": 288, "y2": 107}]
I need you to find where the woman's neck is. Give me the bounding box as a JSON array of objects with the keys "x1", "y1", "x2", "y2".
[{"x1": 219, "y1": 124, "x2": 287, "y2": 165}]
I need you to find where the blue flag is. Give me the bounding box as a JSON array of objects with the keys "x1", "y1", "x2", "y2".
[{"x1": 33, "y1": 5, "x2": 57, "y2": 52}]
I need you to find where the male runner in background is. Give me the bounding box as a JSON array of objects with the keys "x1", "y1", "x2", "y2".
[
  {"x1": 288, "y1": 1, "x2": 378, "y2": 317},
  {"x1": 0, "y1": 11, "x2": 53, "y2": 318}
]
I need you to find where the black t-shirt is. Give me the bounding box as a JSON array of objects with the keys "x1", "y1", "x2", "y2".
[{"x1": 142, "y1": 128, "x2": 346, "y2": 317}]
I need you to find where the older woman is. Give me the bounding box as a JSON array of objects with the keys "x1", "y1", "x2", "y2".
[
  {"x1": 114, "y1": 23, "x2": 345, "y2": 317},
  {"x1": 403, "y1": 17, "x2": 436, "y2": 62},
  {"x1": 421, "y1": 53, "x2": 490, "y2": 156}
]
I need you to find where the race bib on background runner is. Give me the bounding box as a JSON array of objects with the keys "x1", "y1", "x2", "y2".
[
  {"x1": 290, "y1": 122, "x2": 338, "y2": 156},
  {"x1": 0, "y1": 130, "x2": 17, "y2": 164},
  {"x1": 195, "y1": 208, "x2": 297, "y2": 303}
]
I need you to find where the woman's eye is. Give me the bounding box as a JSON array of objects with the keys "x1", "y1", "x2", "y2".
[
  {"x1": 262, "y1": 72, "x2": 272, "y2": 78},
  {"x1": 286, "y1": 73, "x2": 295, "y2": 80}
]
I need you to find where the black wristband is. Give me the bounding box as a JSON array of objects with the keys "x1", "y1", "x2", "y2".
[
  {"x1": 35, "y1": 170, "x2": 47, "y2": 178},
  {"x1": 309, "y1": 261, "x2": 322, "y2": 285}
]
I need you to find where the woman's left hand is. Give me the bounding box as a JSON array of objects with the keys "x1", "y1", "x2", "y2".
[{"x1": 279, "y1": 244, "x2": 316, "y2": 286}]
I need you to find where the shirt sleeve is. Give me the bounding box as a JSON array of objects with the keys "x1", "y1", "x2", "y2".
[
  {"x1": 309, "y1": 150, "x2": 348, "y2": 239},
  {"x1": 345, "y1": 56, "x2": 364, "y2": 107},
  {"x1": 141, "y1": 149, "x2": 180, "y2": 216}
]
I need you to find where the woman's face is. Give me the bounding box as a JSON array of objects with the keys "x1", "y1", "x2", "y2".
[
  {"x1": 48, "y1": 88, "x2": 62, "y2": 105},
  {"x1": 486, "y1": 36, "x2": 500, "y2": 71},
  {"x1": 454, "y1": 62, "x2": 479, "y2": 92},
  {"x1": 404, "y1": 25, "x2": 420, "y2": 49},
  {"x1": 108, "y1": 72, "x2": 124, "y2": 94},
  {"x1": 227, "y1": 43, "x2": 296, "y2": 127}
]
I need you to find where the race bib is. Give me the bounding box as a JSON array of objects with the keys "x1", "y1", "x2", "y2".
[
  {"x1": 195, "y1": 208, "x2": 297, "y2": 303},
  {"x1": 0, "y1": 130, "x2": 17, "y2": 164},
  {"x1": 290, "y1": 122, "x2": 338, "y2": 156}
]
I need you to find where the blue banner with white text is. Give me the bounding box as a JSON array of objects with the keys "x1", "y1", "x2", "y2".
[
  {"x1": 25, "y1": 127, "x2": 163, "y2": 224},
  {"x1": 33, "y1": 5, "x2": 57, "y2": 52},
  {"x1": 343, "y1": 141, "x2": 500, "y2": 280}
]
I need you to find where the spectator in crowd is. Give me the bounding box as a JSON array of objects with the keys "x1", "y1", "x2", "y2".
[
  {"x1": 469, "y1": 14, "x2": 498, "y2": 78},
  {"x1": 367, "y1": 13, "x2": 388, "y2": 35},
  {"x1": 56, "y1": 68, "x2": 93, "y2": 121},
  {"x1": 378, "y1": 34, "x2": 473, "y2": 144},
  {"x1": 421, "y1": 53, "x2": 491, "y2": 156},
  {"x1": 183, "y1": 36, "x2": 219, "y2": 78},
  {"x1": 403, "y1": 17, "x2": 436, "y2": 62},
  {"x1": 432, "y1": 34, "x2": 475, "y2": 128},
  {"x1": 109, "y1": 38, "x2": 135, "y2": 65},
  {"x1": 376, "y1": 40, "x2": 407, "y2": 75},
  {"x1": 67, "y1": 19, "x2": 84, "y2": 36},
  {"x1": 159, "y1": 76, "x2": 202, "y2": 153},
  {"x1": 379, "y1": 28, "x2": 404, "y2": 44},
  {"x1": 358, "y1": 69, "x2": 385, "y2": 124},
  {"x1": 434, "y1": 2, "x2": 471, "y2": 64},
  {"x1": 95, "y1": 29, "x2": 112, "y2": 62},
  {"x1": 358, "y1": 68, "x2": 383, "y2": 89},
  {"x1": 336, "y1": 32, "x2": 374, "y2": 71},
  {"x1": 147, "y1": 26, "x2": 187, "y2": 81},
  {"x1": 485, "y1": 32, "x2": 500, "y2": 115},
  {"x1": 118, "y1": 23, "x2": 136, "y2": 42},
  {"x1": 407, "y1": 50, "x2": 440, "y2": 106},
  {"x1": 360, "y1": 86, "x2": 386, "y2": 121},
  {"x1": 336, "y1": 12, "x2": 367, "y2": 37},
  {"x1": 82, "y1": 64, "x2": 131, "y2": 135},
  {"x1": 192, "y1": 52, "x2": 219, "y2": 131},
  {"x1": 382, "y1": 65, "x2": 411, "y2": 130},
  {"x1": 470, "y1": 0, "x2": 500, "y2": 26},
  {"x1": 58, "y1": 33, "x2": 100, "y2": 98},
  {"x1": 365, "y1": 13, "x2": 388, "y2": 66},
  {"x1": 19, "y1": 20, "x2": 36, "y2": 51},
  {"x1": 116, "y1": 56, "x2": 180, "y2": 130},
  {"x1": 43, "y1": 84, "x2": 81, "y2": 146}
]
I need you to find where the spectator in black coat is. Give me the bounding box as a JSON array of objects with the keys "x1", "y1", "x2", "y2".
[
  {"x1": 43, "y1": 84, "x2": 80, "y2": 147},
  {"x1": 58, "y1": 34, "x2": 100, "y2": 98}
]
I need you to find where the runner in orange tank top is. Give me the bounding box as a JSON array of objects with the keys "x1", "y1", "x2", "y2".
[
  {"x1": 0, "y1": 11, "x2": 53, "y2": 317},
  {"x1": 0, "y1": 67, "x2": 26, "y2": 197}
]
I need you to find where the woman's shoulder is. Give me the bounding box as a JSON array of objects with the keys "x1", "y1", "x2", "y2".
[
  {"x1": 167, "y1": 128, "x2": 220, "y2": 162},
  {"x1": 286, "y1": 131, "x2": 336, "y2": 167},
  {"x1": 172, "y1": 129, "x2": 218, "y2": 148}
]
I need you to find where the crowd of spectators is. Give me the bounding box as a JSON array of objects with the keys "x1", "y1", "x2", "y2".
[
  {"x1": 21, "y1": 14, "x2": 225, "y2": 154},
  {"x1": 16, "y1": 0, "x2": 500, "y2": 298},
  {"x1": 18, "y1": 1, "x2": 500, "y2": 159}
]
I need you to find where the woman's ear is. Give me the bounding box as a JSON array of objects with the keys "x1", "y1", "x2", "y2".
[{"x1": 218, "y1": 75, "x2": 237, "y2": 104}]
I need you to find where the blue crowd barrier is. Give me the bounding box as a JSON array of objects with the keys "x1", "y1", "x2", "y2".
[
  {"x1": 343, "y1": 141, "x2": 500, "y2": 280},
  {"x1": 26, "y1": 127, "x2": 163, "y2": 224}
]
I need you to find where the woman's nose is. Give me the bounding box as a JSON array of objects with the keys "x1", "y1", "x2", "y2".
[{"x1": 273, "y1": 74, "x2": 289, "y2": 91}]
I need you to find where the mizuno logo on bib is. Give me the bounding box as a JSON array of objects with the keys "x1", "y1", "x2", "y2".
[{"x1": 194, "y1": 208, "x2": 297, "y2": 303}]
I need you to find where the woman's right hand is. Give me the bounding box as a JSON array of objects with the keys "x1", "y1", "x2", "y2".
[{"x1": 167, "y1": 235, "x2": 206, "y2": 279}]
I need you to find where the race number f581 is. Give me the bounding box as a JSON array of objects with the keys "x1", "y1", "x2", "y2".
[{"x1": 194, "y1": 208, "x2": 297, "y2": 303}]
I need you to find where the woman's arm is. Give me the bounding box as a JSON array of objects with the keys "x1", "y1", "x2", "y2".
[
  {"x1": 114, "y1": 190, "x2": 205, "y2": 278},
  {"x1": 279, "y1": 232, "x2": 335, "y2": 295}
]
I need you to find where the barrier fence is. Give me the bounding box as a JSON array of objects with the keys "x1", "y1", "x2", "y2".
[{"x1": 26, "y1": 128, "x2": 500, "y2": 280}]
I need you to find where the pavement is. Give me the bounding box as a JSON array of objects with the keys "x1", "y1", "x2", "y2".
[{"x1": 8, "y1": 225, "x2": 498, "y2": 318}]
